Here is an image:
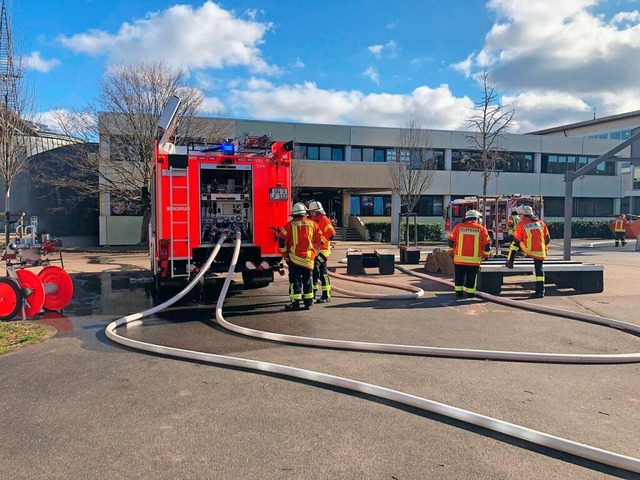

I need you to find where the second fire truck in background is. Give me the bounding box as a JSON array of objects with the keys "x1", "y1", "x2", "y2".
[{"x1": 444, "y1": 194, "x2": 544, "y2": 254}]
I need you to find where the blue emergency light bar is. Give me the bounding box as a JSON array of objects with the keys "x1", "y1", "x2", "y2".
[{"x1": 221, "y1": 143, "x2": 235, "y2": 154}]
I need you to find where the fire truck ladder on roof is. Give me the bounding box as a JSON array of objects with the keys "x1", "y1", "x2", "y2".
[{"x1": 168, "y1": 166, "x2": 191, "y2": 278}]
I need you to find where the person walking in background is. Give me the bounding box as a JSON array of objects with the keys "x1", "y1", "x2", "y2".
[
  {"x1": 447, "y1": 209, "x2": 491, "y2": 298},
  {"x1": 506, "y1": 208, "x2": 520, "y2": 244},
  {"x1": 505, "y1": 205, "x2": 550, "y2": 298},
  {"x1": 279, "y1": 202, "x2": 322, "y2": 311},
  {"x1": 306, "y1": 200, "x2": 335, "y2": 303},
  {"x1": 611, "y1": 214, "x2": 628, "y2": 247}
]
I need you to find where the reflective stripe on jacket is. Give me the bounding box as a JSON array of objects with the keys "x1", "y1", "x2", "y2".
[
  {"x1": 447, "y1": 221, "x2": 491, "y2": 266},
  {"x1": 513, "y1": 217, "x2": 550, "y2": 261},
  {"x1": 613, "y1": 218, "x2": 627, "y2": 232},
  {"x1": 279, "y1": 216, "x2": 322, "y2": 270},
  {"x1": 313, "y1": 213, "x2": 335, "y2": 257}
]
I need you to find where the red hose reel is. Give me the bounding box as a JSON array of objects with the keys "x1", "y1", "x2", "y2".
[{"x1": 0, "y1": 266, "x2": 74, "y2": 320}]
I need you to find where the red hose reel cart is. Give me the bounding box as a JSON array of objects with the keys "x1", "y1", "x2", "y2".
[{"x1": 0, "y1": 213, "x2": 73, "y2": 320}]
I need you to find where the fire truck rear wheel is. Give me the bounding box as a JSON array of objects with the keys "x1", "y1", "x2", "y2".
[
  {"x1": 0, "y1": 278, "x2": 23, "y2": 320},
  {"x1": 242, "y1": 271, "x2": 272, "y2": 289}
]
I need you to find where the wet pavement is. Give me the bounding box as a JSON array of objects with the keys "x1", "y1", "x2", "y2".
[{"x1": 1, "y1": 240, "x2": 640, "y2": 479}]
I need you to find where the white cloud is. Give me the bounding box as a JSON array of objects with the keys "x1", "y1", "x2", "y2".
[
  {"x1": 200, "y1": 97, "x2": 226, "y2": 113},
  {"x1": 451, "y1": 53, "x2": 473, "y2": 77},
  {"x1": 293, "y1": 58, "x2": 305, "y2": 68},
  {"x1": 35, "y1": 109, "x2": 95, "y2": 135},
  {"x1": 362, "y1": 66, "x2": 380, "y2": 84},
  {"x1": 453, "y1": 0, "x2": 640, "y2": 130},
  {"x1": 502, "y1": 91, "x2": 591, "y2": 132},
  {"x1": 368, "y1": 45, "x2": 384, "y2": 58},
  {"x1": 367, "y1": 40, "x2": 399, "y2": 59},
  {"x1": 24, "y1": 51, "x2": 60, "y2": 73},
  {"x1": 58, "y1": 1, "x2": 280, "y2": 75},
  {"x1": 228, "y1": 80, "x2": 472, "y2": 130}
]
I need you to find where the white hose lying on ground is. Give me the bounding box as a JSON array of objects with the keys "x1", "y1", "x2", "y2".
[{"x1": 106, "y1": 232, "x2": 640, "y2": 474}]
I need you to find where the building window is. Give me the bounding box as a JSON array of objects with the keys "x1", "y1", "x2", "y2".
[
  {"x1": 544, "y1": 197, "x2": 614, "y2": 217},
  {"x1": 575, "y1": 198, "x2": 613, "y2": 217},
  {"x1": 297, "y1": 144, "x2": 344, "y2": 161},
  {"x1": 500, "y1": 152, "x2": 534, "y2": 173},
  {"x1": 544, "y1": 197, "x2": 564, "y2": 216},
  {"x1": 352, "y1": 146, "x2": 388, "y2": 163},
  {"x1": 351, "y1": 195, "x2": 392, "y2": 216},
  {"x1": 451, "y1": 150, "x2": 482, "y2": 171},
  {"x1": 541, "y1": 154, "x2": 615, "y2": 175},
  {"x1": 415, "y1": 195, "x2": 444, "y2": 216},
  {"x1": 386, "y1": 149, "x2": 445, "y2": 170}
]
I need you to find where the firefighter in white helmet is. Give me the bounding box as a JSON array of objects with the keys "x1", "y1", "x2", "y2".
[
  {"x1": 447, "y1": 209, "x2": 491, "y2": 298},
  {"x1": 278, "y1": 202, "x2": 322, "y2": 311},
  {"x1": 505, "y1": 205, "x2": 550, "y2": 298},
  {"x1": 306, "y1": 199, "x2": 336, "y2": 303}
]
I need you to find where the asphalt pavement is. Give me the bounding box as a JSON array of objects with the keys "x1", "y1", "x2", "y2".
[{"x1": 1, "y1": 239, "x2": 639, "y2": 480}]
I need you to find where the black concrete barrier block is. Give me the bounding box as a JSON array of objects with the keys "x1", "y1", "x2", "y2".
[
  {"x1": 376, "y1": 250, "x2": 395, "y2": 275},
  {"x1": 347, "y1": 251, "x2": 363, "y2": 275}
]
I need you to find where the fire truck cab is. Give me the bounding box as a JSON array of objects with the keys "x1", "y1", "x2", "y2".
[
  {"x1": 444, "y1": 194, "x2": 544, "y2": 252},
  {"x1": 149, "y1": 96, "x2": 293, "y2": 291}
]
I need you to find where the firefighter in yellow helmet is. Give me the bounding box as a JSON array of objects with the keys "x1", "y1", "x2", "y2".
[
  {"x1": 306, "y1": 200, "x2": 336, "y2": 303},
  {"x1": 279, "y1": 202, "x2": 323, "y2": 311}
]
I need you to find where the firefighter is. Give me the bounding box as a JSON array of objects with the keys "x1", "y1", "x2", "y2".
[
  {"x1": 505, "y1": 205, "x2": 550, "y2": 298},
  {"x1": 306, "y1": 200, "x2": 335, "y2": 303},
  {"x1": 611, "y1": 214, "x2": 628, "y2": 247},
  {"x1": 506, "y1": 208, "x2": 520, "y2": 243},
  {"x1": 447, "y1": 209, "x2": 491, "y2": 298},
  {"x1": 279, "y1": 202, "x2": 323, "y2": 311}
]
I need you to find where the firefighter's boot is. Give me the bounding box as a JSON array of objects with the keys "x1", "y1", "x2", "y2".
[
  {"x1": 531, "y1": 282, "x2": 545, "y2": 298},
  {"x1": 505, "y1": 250, "x2": 515, "y2": 269},
  {"x1": 316, "y1": 293, "x2": 330, "y2": 303},
  {"x1": 303, "y1": 299, "x2": 314, "y2": 310},
  {"x1": 285, "y1": 301, "x2": 301, "y2": 312}
]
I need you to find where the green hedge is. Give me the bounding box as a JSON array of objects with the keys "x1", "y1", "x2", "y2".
[
  {"x1": 546, "y1": 220, "x2": 612, "y2": 239},
  {"x1": 365, "y1": 220, "x2": 613, "y2": 242},
  {"x1": 365, "y1": 222, "x2": 443, "y2": 242}
]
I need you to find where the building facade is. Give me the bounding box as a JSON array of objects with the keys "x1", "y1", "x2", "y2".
[
  {"x1": 529, "y1": 110, "x2": 640, "y2": 214},
  {"x1": 98, "y1": 117, "x2": 627, "y2": 245}
]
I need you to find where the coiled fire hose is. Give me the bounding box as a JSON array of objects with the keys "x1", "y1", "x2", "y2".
[{"x1": 106, "y1": 232, "x2": 640, "y2": 474}]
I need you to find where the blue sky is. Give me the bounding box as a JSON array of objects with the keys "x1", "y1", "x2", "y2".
[{"x1": 15, "y1": 0, "x2": 640, "y2": 133}]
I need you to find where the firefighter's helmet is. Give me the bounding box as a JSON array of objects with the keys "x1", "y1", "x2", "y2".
[
  {"x1": 511, "y1": 208, "x2": 519, "y2": 215},
  {"x1": 522, "y1": 206, "x2": 534, "y2": 216},
  {"x1": 516, "y1": 206, "x2": 526, "y2": 214},
  {"x1": 291, "y1": 202, "x2": 308, "y2": 216},
  {"x1": 306, "y1": 200, "x2": 325, "y2": 214},
  {"x1": 465, "y1": 209, "x2": 482, "y2": 219}
]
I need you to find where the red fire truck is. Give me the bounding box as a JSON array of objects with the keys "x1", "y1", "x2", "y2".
[
  {"x1": 444, "y1": 194, "x2": 544, "y2": 250},
  {"x1": 149, "y1": 96, "x2": 293, "y2": 291}
]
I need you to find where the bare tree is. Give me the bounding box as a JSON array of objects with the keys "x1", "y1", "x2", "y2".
[
  {"x1": 464, "y1": 69, "x2": 515, "y2": 195},
  {"x1": 40, "y1": 60, "x2": 229, "y2": 244},
  {"x1": 291, "y1": 144, "x2": 309, "y2": 203},
  {"x1": 389, "y1": 117, "x2": 436, "y2": 213},
  {"x1": 389, "y1": 117, "x2": 436, "y2": 245},
  {"x1": 0, "y1": 0, "x2": 35, "y2": 243}
]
